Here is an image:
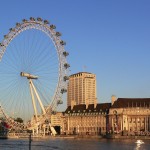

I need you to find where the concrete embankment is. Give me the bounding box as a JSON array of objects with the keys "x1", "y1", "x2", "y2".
[
  {"x1": 4, "y1": 134, "x2": 150, "y2": 140},
  {"x1": 58, "y1": 134, "x2": 150, "y2": 140},
  {"x1": 104, "y1": 134, "x2": 150, "y2": 140},
  {"x1": 0, "y1": 135, "x2": 8, "y2": 139}
]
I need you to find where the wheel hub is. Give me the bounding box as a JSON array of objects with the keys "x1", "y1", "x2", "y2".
[{"x1": 20, "y1": 72, "x2": 38, "y2": 79}]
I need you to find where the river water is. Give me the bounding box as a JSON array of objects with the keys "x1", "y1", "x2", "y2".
[{"x1": 0, "y1": 138, "x2": 149, "y2": 150}]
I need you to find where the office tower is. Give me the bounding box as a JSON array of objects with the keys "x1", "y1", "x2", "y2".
[{"x1": 67, "y1": 72, "x2": 97, "y2": 107}]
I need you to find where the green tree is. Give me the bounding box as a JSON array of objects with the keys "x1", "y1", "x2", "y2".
[{"x1": 15, "y1": 117, "x2": 23, "y2": 123}]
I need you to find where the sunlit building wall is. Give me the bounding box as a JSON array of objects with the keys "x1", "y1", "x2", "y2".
[
  {"x1": 62, "y1": 103, "x2": 111, "y2": 135},
  {"x1": 51, "y1": 112, "x2": 62, "y2": 127},
  {"x1": 108, "y1": 98, "x2": 150, "y2": 135},
  {"x1": 67, "y1": 72, "x2": 97, "y2": 107}
]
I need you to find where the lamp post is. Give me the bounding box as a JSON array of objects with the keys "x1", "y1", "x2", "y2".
[{"x1": 113, "y1": 110, "x2": 118, "y2": 134}]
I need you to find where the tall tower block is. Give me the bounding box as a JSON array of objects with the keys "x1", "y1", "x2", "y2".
[{"x1": 67, "y1": 72, "x2": 97, "y2": 107}]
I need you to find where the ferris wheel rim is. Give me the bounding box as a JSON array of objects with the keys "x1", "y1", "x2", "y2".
[{"x1": 0, "y1": 17, "x2": 69, "y2": 128}]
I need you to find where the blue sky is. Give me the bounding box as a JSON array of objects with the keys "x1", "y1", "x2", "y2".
[{"x1": 0, "y1": 0, "x2": 150, "y2": 105}]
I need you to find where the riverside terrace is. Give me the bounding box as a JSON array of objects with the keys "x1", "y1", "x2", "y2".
[{"x1": 61, "y1": 97, "x2": 150, "y2": 136}]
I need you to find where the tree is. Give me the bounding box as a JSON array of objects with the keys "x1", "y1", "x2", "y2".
[{"x1": 15, "y1": 117, "x2": 23, "y2": 123}]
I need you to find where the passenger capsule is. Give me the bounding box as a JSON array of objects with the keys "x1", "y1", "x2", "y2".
[
  {"x1": 61, "y1": 88, "x2": 67, "y2": 94},
  {"x1": 64, "y1": 76, "x2": 69, "y2": 81},
  {"x1": 60, "y1": 40, "x2": 66, "y2": 45},
  {"x1": 64, "y1": 63, "x2": 70, "y2": 69},
  {"x1": 4, "y1": 35, "x2": 8, "y2": 39},
  {"x1": 50, "y1": 24, "x2": 56, "y2": 29},
  {"x1": 9, "y1": 28, "x2": 15, "y2": 32},
  {"x1": 57, "y1": 100, "x2": 63, "y2": 105},
  {"x1": 44, "y1": 20, "x2": 49, "y2": 24},
  {"x1": 0, "y1": 43, "x2": 4, "y2": 46},
  {"x1": 56, "y1": 32, "x2": 62, "y2": 36},
  {"x1": 16, "y1": 23, "x2": 21, "y2": 27},
  {"x1": 63, "y1": 51, "x2": 69, "y2": 56},
  {"x1": 30, "y1": 17, "x2": 35, "y2": 21},
  {"x1": 37, "y1": 17, "x2": 43, "y2": 21},
  {"x1": 22, "y1": 19, "x2": 27, "y2": 23}
]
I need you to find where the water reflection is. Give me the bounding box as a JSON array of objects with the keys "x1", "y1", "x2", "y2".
[
  {"x1": 135, "y1": 140, "x2": 144, "y2": 150},
  {"x1": 0, "y1": 138, "x2": 149, "y2": 150}
]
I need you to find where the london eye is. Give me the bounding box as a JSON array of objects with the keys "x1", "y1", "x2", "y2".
[{"x1": 0, "y1": 17, "x2": 69, "y2": 134}]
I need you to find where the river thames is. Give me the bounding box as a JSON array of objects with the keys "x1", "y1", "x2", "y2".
[{"x1": 0, "y1": 138, "x2": 149, "y2": 150}]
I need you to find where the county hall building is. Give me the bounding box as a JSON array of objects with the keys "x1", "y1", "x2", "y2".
[{"x1": 58, "y1": 72, "x2": 150, "y2": 136}]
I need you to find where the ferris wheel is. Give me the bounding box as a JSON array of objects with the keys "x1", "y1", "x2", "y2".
[{"x1": 0, "y1": 17, "x2": 69, "y2": 131}]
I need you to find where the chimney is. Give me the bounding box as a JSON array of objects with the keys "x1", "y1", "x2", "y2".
[
  {"x1": 111, "y1": 95, "x2": 117, "y2": 105},
  {"x1": 94, "y1": 98, "x2": 97, "y2": 109},
  {"x1": 86, "y1": 100, "x2": 89, "y2": 109},
  {"x1": 71, "y1": 100, "x2": 76, "y2": 110}
]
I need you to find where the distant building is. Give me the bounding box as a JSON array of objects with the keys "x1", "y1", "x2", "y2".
[{"x1": 67, "y1": 72, "x2": 97, "y2": 107}]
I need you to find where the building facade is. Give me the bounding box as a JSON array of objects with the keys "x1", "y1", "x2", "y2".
[
  {"x1": 67, "y1": 72, "x2": 97, "y2": 107},
  {"x1": 62, "y1": 103, "x2": 111, "y2": 135},
  {"x1": 61, "y1": 97, "x2": 150, "y2": 136},
  {"x1": 51, "y1": 112, "x2": 62, "y2": 127},
  {"x1": 108, "y1": 98, "x2": 150, "y2": 135}
]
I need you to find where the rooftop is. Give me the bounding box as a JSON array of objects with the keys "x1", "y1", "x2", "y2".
[
  {"x1": 69, "y1": 72, "x2": 94, "y2": 77},
  {"x1": 112, "y1": 98, "x2": 150, "y2": 108},
  {"x1": 65, "y1": 103, "x2": 111, "y2": 113}
]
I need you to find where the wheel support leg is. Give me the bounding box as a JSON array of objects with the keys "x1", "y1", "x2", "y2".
[
  {"x1": 29, "y1": 79, "x2": 38, "y2": 121},
  {"x1": 30, "y1": 79, "x2": 46, "y2": 114}
]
